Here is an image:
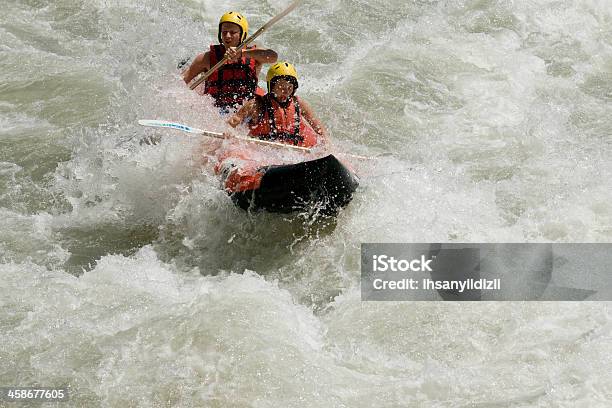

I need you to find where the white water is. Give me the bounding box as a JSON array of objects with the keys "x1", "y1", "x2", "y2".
[{"x1": 1, "y1": 0, "x2": 611, "y2": 406}]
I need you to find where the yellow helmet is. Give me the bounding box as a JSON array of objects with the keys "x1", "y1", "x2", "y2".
[
  {"x1": 218, "y1": 11, "x2": 248, "y2": 43},
  {"x1": 266, "y1": 61, "x2": 299, "y2": 93}
]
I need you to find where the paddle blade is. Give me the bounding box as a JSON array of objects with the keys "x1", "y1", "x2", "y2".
[{"x1": 138, "y1": 120, "x2": 205, "y2": 134}]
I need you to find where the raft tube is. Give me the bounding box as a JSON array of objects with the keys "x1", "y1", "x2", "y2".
[{"x1": 220, "y1": 154, "x2": 359, "y2": 215}]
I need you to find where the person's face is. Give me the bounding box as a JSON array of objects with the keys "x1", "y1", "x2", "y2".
[
  {"x1": 220, "y1": 22, "x2": 241, "y2": 47},
  {"x1": 272, "y1": 78, "x2": 294, "y2": 102}
]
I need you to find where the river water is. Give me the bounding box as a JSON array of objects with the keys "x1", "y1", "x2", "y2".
[{"x1": 1, "y1": 0, "x2": 611, "y2": 406}]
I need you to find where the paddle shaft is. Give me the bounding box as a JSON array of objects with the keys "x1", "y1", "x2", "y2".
[
  {"x1": 138, "y1": 120, "x2": 311, "y2": 152},
  {"x1": 137, "y1": 120, "x2": 377, "y2": 158},
  {"x1": 197, "y1": 130, "x2": 312, "y2": 152},
  {"x1": 189, "y1": 0, "x2": 301, "y2": 90}
]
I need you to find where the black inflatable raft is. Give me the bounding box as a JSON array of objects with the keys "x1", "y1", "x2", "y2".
[{"x1": 230, "y1": 155, "x2": 359, "y2": 215}]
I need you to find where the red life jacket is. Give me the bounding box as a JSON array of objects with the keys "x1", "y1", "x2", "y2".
[
  {"x1": 248, "y1": 94, "x2": 319, "y2": 148},
  {"x1": 204, "y1": 44, "x2": 263, "y2": 108}
]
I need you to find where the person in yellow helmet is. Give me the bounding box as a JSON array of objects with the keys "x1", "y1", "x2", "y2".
[
  {"x1": 183, "y1": 12, "x2": 278, "y2": 112},
  {"x1": 227, "y1": 62, "x2": 328, "y2": 147}
]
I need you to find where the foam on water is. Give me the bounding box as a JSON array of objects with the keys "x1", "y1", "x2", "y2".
[{"x1": 1, "y1": 251, "x2": 611, "y2": 406}]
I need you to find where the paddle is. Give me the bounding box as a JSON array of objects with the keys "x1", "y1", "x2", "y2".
[
  {"x1": 188, "y1": 0, "x2": 302, "y2": 90},
  {"x1": 138, "y1": 119, "x2": 312, "y2": 151}
]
